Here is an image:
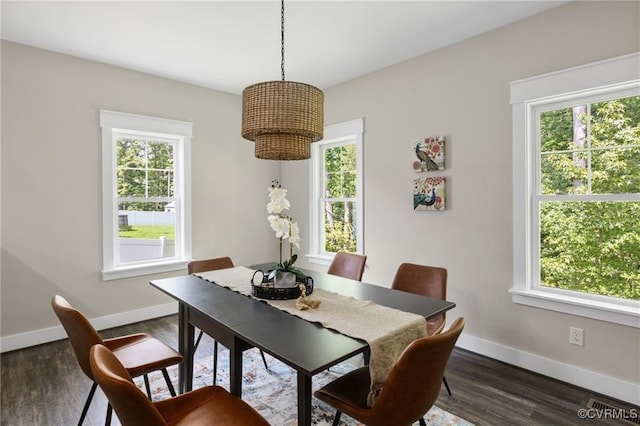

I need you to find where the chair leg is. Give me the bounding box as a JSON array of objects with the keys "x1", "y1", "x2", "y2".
[
  {"x1": 443, "y1": 375, "x2": 452, "y2": 395},
  {"x1": 105, "y1": 403, "x2": 113, "y2": 426},
  {"x1": 213, "y1": 340, "x2": 218, "y2": 384},
  {"x1": 419, "y1": 417, "x2": 427, "y2": 426},
  {"x1": 143, "y1": 374, "x2": 152, "y2": 398},
  {"x1": 194, "y1": 329, "x2": 204, "y2": 352},
  {"x1": 332, "y1": 411, "x2": 342, "y2": 426},
  {"x1": 259, "y1": 350, "x2": 269, "y2": 370},
  {"x1": 78, "y1": 382, "x2": 98, "y2": 426},
  {"x1": 161, "y1": 368, "x2": 177, "y2": 397}
]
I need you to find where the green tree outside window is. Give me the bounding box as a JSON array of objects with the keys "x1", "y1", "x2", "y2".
[
  {"x1": 539, "y1": 96, "x2": 640, "y2": 300},
  {"x1": 323, "y1": 144, "x2": 357, "y2": 253}
]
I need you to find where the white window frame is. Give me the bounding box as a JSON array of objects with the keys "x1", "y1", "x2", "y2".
[
  {"x1": 308, "y1": 118, "x2": 364, "y2": 265},
  {"x1": 100, "y1": 110, "x2": 192, "y2": 280},
  {"x1": 510, "y1": 53, "x2": 640, "y2": 328}
]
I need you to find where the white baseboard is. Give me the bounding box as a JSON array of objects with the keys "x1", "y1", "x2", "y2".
[
  {"x1": 456, "y1": 333, "x2": 640, "y2": 407},
  {"x1": 0, "y1": 302, "x2": 178, "y2": 353}
]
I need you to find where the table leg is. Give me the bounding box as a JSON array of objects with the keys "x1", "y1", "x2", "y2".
[
  {"x1": 178, "y1": 304, "x2": 195, "y2": 393},
  {"x1": 229, "y1": 337, "x2": 244, "y2": 397},
  {"x1": 185, "y1": 322, "x2": 194, "y2": 392},
  {"x1": 297, "y1": 372, "x2": 312, "y2": 426},
  {"x1": 363, "y1": 346, "x2": 371, "y2": 365}
]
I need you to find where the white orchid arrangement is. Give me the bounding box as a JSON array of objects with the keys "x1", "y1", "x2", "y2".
[{"x1": 267, "y1": 180, "x2": 304, "y2": 279}]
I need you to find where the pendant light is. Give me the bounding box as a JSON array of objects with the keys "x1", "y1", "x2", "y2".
[{"x1": 241, "y1": 0, "x2": 324, "y2": 160}]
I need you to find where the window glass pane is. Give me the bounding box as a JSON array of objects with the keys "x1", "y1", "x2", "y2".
[
  {"x1": 118, "y1": 168, "x2": 146, "y2": 197},
  {"x1": 117, "y1": 138, "x2": 145, "y2": 197},
  {"x1": 147, "y1": 141, "x2": 174, "y2": 197},
  {"x1": 540, "y1": 151, "x2": 588, "y2": 195},
  {"x1": 539, "y1": 200, "x2": 640, "y2": 300},
  {"x1": 147, "y1": 141, "x2": 174, "y2": 167},
  {"x1": 343, "y1": 171, "x2": 356, "y2": 198},
  {"x1": 325, "y1": 169, "x2": 343, "y2": 198},
  {"x1": 147, "y1": 170, "x2": 174, "y2": 197},
  {"x1": 117, "y1": 201, "x2": 176, "y2": 263},
  {"x1": 591, "y1": 96, "x2": 640, "y2": 148},
  {"x1": 589, "y1": 95, "x2": 640, "y2": 194},
  {"x1": 591, "y1": 147, "x2": 640, "y2": 193},
  {"x1": 540, "y1": 95, "x2": 640, "y2": 196},
  {"x1": 540, "y1": 107, "x2": 576, "y2": 152},
  {"x1": 117, "y1": 138, "x2": 145, "y2": 168},
  {"x1": 324, "y1": 145, "x2": 357, "y2": 198},
  {"x1": 540, "y1": 105, "x2": 589, "y2": 195},
  {"x1": 323, "y1": 201, "x2": 357, "y2": 253},
  {"x1": 116, "y1": 137, "x2": 175, "y2": 198}
]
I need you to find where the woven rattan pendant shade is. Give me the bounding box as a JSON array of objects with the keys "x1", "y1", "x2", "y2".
[
  {"x1": 242, "y1": 80, "x2": 324, "y2": 160},
  {"x1": 240, "y1": 0, "x2": 324, "y2": 160}
]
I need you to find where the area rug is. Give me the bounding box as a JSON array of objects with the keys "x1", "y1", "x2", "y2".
[{"x1": 139, "y1": 347, "x2": 474, "y2": 426}]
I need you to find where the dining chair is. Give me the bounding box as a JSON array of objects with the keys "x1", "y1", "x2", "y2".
[
  {"x1": 51, "y1": 295, "x2": 183, "y2": 426},
  {"x1": 187, "y1": 257, "x2": 268, "y2": 383},
  {"x1": 89, "y1": 344, "x2": 270, "y2": 426},
  {"x1": 314, "y1": 317, "x2": 465, "y2": 426},
  {"x1": 327, "y1": 251, "x2": 367, "y2": 281},
  {"x1": 187, "y1": 257, "x2": 234, "y2": 353},
  {"x1": 326, "y1": 251, "x2": 370, "y2": 366},
  {"x1": 390, "y1": 262, "x2": 452, "y2": 395}
]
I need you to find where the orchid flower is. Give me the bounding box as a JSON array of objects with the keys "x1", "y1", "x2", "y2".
[
  {"x1": 267, "y1": 186, "x2": 290, "y2": 214},
  {"x1": 267, "y1": 180, "x2": 302, "y2": 270}
]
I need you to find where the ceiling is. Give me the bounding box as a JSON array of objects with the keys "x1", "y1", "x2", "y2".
[{"x1": 1, "y1": 1, "x2": 566, "y2": 95}]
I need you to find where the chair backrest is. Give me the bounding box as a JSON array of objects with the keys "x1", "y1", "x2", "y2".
[
  {"x1": 51, "y1": 295, "x2": 104, "y2": 379},
  {"x1": 187, "y1": 257, "x2": 234, "y2": 274},
  {"x1": 90, "y1": 344, "x2": 167, "y2": 426},
  {"x1": 327, "y1": 252, "x2": 367, "y2": 281},
  {"x1": 372, "y1": 318, "x2": 465, "y2": 424},
  {"x1": 391, "y1": 263, "x2": 447, "y2": 335}
]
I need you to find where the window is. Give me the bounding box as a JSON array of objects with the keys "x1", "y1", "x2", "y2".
[
  {"x1": 510, "y1": 53, "x2": 640, "y2": 327},
  {"x1": 308, "y1": 118, "x2": 364, "y2": 264},
  {"x1": 100, "y1": 110, "x2": 192, "y2": 280}
]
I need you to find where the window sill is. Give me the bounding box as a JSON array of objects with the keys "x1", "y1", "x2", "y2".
[
  {"x1": 102, "y1": 260, "x2": 189, "y2": 281},
  {"x1": 306, "y1": 253, "x2": 333, "y2": 266},
  {"x1": 509, "y1": 288, "x2": 640, "y2": 328}
]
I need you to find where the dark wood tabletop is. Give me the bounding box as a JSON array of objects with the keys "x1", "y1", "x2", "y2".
[{"x1": 150, "y1": 263, "x2": 455, "y2": 426}]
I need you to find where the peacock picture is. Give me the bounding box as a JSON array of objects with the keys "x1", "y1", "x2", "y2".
[
  {"x1": 412, "y1": 136, "x2": 445, "y2": 172},
  {"x1": 413, "y1": 177, "x2": 446, "y2": 211},
  {"x1": 413, "y1": 187, "x2": 436, "y2": 209}
]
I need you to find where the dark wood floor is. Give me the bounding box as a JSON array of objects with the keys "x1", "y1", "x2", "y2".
[{"x1": 1, "y1": 315, "x2": 637, "y2": 426}]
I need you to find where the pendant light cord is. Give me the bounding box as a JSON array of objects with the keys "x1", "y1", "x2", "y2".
[{"x1": 281, "y1": 0, "x2": 285, "y2": 81}]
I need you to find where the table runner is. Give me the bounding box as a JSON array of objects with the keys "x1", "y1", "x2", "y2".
[{"x1": 194, "y1": 266, "x2": 427, "y2": 406}]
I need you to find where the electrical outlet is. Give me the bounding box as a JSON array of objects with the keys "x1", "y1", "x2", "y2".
[{"x1": 570, "y1": 326, "x2": 584, "y2": 346}]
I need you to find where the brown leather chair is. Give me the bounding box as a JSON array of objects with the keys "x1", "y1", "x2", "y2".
[
  {"x1": 51, "y1": 295, "x2": 183, "y2": 425},
  {"x1": 327, "y1": 251, "x2": 367, "y2": 281},
  {"x1": 187, "y1": 257, "x2": 234, "y2": 352},
  {"x1": 187, "y1": 256, "x2": 234, "y2": 276},
  {"x1": 391, "y1": 263, "x2": 447, "y2": 336},
  {"x1": 314, "y1": 318, "x2": 465, "y2": 426},
  {"x1": 89, "y1": 344, "x2": 269, "y2": 426},
  {"x1": 187, "y1": 257, "x2": 268, "y2": 383},
  {"x1": 391, "y1": 262, "x2": 452, "y2": 394}
]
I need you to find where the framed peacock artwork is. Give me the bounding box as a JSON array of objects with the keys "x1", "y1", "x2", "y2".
[
  {"x1": 412, "y1": 136, "x2": 445, "y2": 172},
  {"x1": 413, "y1": 177, "x2": 446, "y2": 211}
]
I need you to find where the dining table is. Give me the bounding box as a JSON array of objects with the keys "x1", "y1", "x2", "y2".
[{"x1": 150, "y1": 262, "x2": 456, "y2": 426}]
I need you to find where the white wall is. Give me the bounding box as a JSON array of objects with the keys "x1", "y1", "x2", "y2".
[
  {"x1": 1, "y1": 40, "x2": 278, "y2": 341},
  {"x1": 284, "y1": 1, "x2": 639, "y2": 404}
]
